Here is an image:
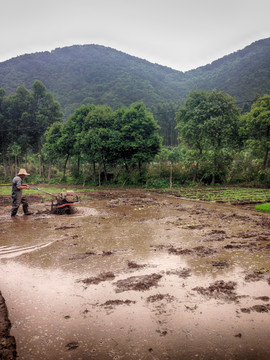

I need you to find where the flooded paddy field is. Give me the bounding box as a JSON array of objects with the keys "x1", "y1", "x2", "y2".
[{"x1": 0, "y1": 189, "x2": 270, "y2": 360}]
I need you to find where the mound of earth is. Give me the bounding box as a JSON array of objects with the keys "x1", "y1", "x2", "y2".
[{"x1": 0, "y1": 291, "x2": 17, "y2": 359}]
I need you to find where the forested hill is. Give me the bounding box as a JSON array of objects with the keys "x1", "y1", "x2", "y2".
[
  {"x1": 0, "y1": 45, "x2": 186, "y2": 117},
  {"x1": 0, "y1": 38, "x2": 270, "y2": 118},
  {"x1": 184, "y1": 38, "x2": 270, "y2": 104}
]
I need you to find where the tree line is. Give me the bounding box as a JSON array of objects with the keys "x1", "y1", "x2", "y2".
[
  {"x1": 0, "y1": 80, "x2": 62, "y2": 177},
  {"x1": 0, "y1": 80, "x2": 269, "y2": 186},
  {"x1": 175, "y1": 90, "x2": 269, "y2": 185},
  {"x1": 43, "y1": 102, "x2": 161, "y2": 183}
]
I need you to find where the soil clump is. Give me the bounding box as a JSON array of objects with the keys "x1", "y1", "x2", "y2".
[
  {"x1": 192, "y1": 280, "x2": 238, "y2": 301},
  {"x1": 80, "y1": 272, "x2": 115, "y2": 285},
  {"x1": 114, "y1": 273, "x2": 163, "y2": 292}
]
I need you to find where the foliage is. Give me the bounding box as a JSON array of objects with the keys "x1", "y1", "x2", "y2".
[
  {"x1": 146, "y1": 162, "x2": 189, "y2": 187},
  {"x1": 0, "y1": 81, "x2": 62, "y2": 178},
  {"x1": 240, "y1": 94, "x2": 270, "y2": 169},
  {"x1": 43, "y1": 102, "x2": 162, "y2": 184},
  {"x1": 0, "y1": 185, "x2": 95, "y2": 196},
  {"x1": 79, "y1": 105, "x2": 117, "y2": 168},
  {"x1": 257, "y1": 168, "x2": 270, "y2": 187},
  {"x1": 115, "y1": 103, "x2": 162, "y2": 168},
  {"x1": 31, "y1": 80, "x2": 63, "y2": 150},
  {"x1": 0, "y1": 38, "x2": 269, "y2": 121},
  {"x1": 255, "y1": 203, "x2": 270, "y2": 212},
  {"x1": 226, "y1": 150, "x2": 262, "y2": 184},
  {"x1": 1, "y1": 81, "x2": 269, "y2": 188},
  {"x1": 43, "y1": 122, "x2": 64, "y2": 161},
  {"x1": 151, "y1": 102, "x2": 179, "y2": 146},
  {"x1": 160, "y1": 186, "x2": 270, "y2": 205},
  {"x1": 183, "y1": 38, "x2": 270, "y2": 105},
  {"x1": 176, "y1": 89, "x2": 240, "y2": 184},
  {"x1": 0, "y1": 45, "x2": 187, "y2": 119},
  {"x1": 155, "y1": 145, "x2": 188, "y2": 164}
]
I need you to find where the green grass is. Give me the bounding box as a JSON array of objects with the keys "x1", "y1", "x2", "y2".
[
  {"x1": 0, "y1": 185, "x2": 95, "y2": 196},
  {"x1": 1, "y1": 184, "x2": 270, "y2": 210},
  {"x1": 255, "y1": 203, "x2": 270, "y2": 212},
  {"x1": 159, "y1": 186, "x2": 270, "y2": 205}
]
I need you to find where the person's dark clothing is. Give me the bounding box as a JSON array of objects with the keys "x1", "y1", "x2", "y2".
[
  {"x1": 11, "y1": 176, "x2": 29, "y2": 216},
  {"x1": 12, "y1": 175, "x2": 22, "y2": 198}
]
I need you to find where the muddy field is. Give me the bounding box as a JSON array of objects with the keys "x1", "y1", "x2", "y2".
[{"x1": 0, "y1": 189, "x2": 270, "y2": 360}]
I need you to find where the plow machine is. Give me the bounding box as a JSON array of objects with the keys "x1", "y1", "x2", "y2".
[{"x1": 31, "y1": 187, "x2": 79, "y2": 214}]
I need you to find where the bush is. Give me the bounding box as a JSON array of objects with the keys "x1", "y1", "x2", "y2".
[
  {"x1": 146, "y1": 162, "x2": 190, "y2": 186},
  {"x1": 257, "y1": 169, "x2": 270, "y2": 187},
  {"x1": 146, "y1": 178, "x2": 170, "y2": 188},
  {"x1": 226, "y1": 151, "x2": 262, "y2": 184}
]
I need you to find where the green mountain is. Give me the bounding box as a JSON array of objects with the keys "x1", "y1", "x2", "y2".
[
  {"x1": 0, "y1": 38, "x2": 269, "y2": 118},
  {"x1": 184, "y1": 37, "x2": 270, "y2": 104}
]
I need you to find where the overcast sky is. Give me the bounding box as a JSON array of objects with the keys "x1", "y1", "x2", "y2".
[{"x1": 1, "y1": 0, "x2": 269, "y2": 71}]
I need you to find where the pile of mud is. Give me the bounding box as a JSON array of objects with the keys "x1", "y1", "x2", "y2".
[{"x1": 0, "y1": 291, "x2": 16, "y2": 359}]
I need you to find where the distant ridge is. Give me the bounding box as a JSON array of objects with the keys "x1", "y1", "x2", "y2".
[
  {"x1": 184, "y1": 37, "x2": 270, "y2": 102},
  {"x1": 0, "y1": 38, "x2": 269, "y2": 117}
]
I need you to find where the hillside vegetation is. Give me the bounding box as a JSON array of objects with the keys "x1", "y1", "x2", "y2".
[
  {"x1": 0, "y1": 39, "x2": 269, "y2": 188},
  {"x1": 0, "y1": 38, "x2": 270, "y2": 118}
]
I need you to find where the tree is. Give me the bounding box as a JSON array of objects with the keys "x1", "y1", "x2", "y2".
[
  {"x1": 176, "y1": 90, "x2": 210, "y2": 182},
  {"x1": 30, "y1": 80, "x2": 63, "y2": 174},
  {"x1": 202, "y1": 91, "x2": 240, "y2": 184},
  {"x1": 43, "y1": 121, "x2": 72, "y2": 179},
  {"x1": 78, "y1": 105, "x2": 118, "y2": 181},
  {"x1": 0, "y1": 81, "x2": 62, "y2": 177},
  {"x1": 1, "y1": 85, "x2": 32, "y2": 174},
  {"x1": 43, "y1": 122, "x2": 64, "y2": 160},
  {"x1": 65, "y1": 104, "x2": 96, "y2": 176},
  {"x1": 240, "y1": 94, "x2": 270, "y2": 169},
  {"x1": 115, "y1": 102, "x2": 162, "y2": 171},
  {"x1": 176, "y1": 90, "x2": 240, "y2": 184},
  {"x1": 0, "y1": 88, "x2": 8, "y2": 176},
  {"x1": 77, "y1": 103, "x2": 161, "y2": 183},
  {"x1": 152, "y1": 102, "x2": 179, "y2": 146},
  {"x1": 8, "y1": 142, "x2": 22, "y2": 174}
]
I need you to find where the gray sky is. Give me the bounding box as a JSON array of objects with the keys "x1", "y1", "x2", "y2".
[{"x1": 1, "y1": 0, "x2": 269, "y2": 71}]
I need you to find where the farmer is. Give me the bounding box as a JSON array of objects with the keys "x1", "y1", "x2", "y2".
[{"x1": 11, "y1": 168, "x2": 32, "y2": 217}]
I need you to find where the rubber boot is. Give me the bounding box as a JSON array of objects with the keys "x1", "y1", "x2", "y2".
[
  {"x1": 23, "y1": 204, "x2": 33, "y2": 215},
  {"x1": 11, "y1": 208, "x2": 18, "y2": 217}
]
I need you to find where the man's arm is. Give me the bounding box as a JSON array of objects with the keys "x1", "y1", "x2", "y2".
[{"x1": 17, "y1": 184, "x2": 30, "y2": 190}]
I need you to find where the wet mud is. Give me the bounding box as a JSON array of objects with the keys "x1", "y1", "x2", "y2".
[
  {"x1": 0, "y1": 291, "x2": 17, "y2": 359},
  {"x1": 0, "y1": 188, "x2": 270, "y2": 359}
]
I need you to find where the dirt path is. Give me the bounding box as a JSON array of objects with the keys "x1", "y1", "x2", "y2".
[{"x1": 0, "y1": 188, "x2": 270, "y2": 360}]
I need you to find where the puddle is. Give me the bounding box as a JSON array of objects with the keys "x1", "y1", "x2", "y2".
[{"x1": 0, "y1": 189, "x2": 270, "y2": 359}]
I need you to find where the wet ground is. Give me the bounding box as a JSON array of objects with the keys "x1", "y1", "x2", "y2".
[
  {"x1": 0, "y1": 290, "x2": 16, "y2": 359},
  {"x1": 0, "y1": 188, "x2": 270, "y2": 360}
]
